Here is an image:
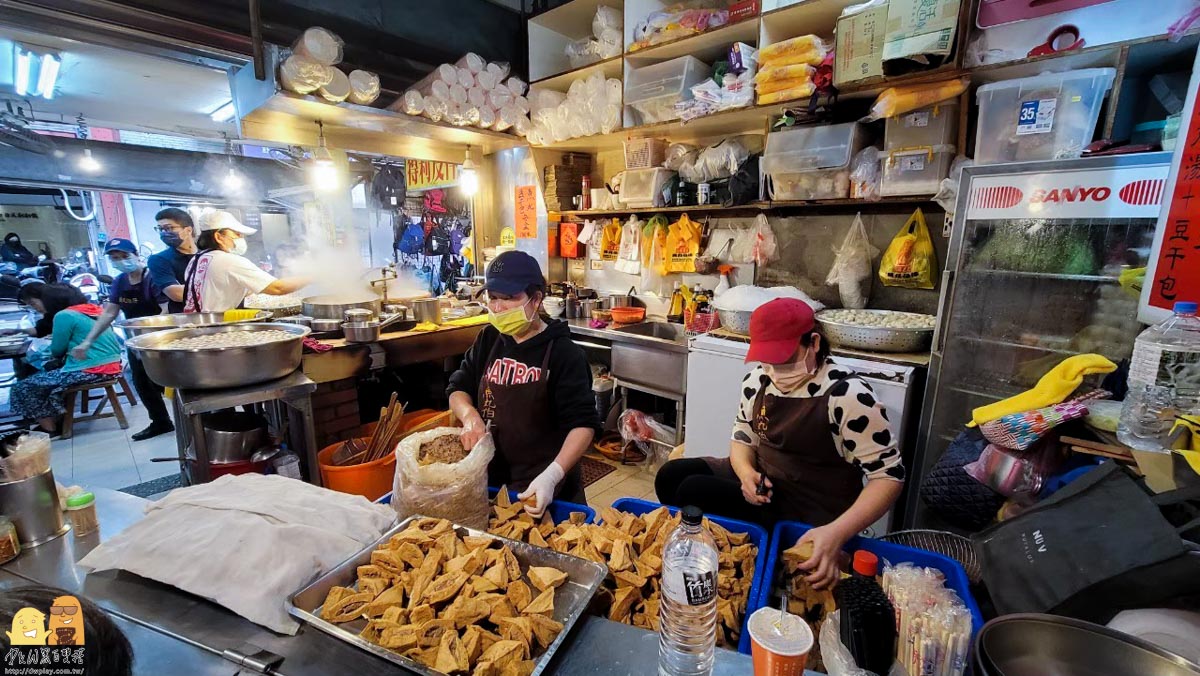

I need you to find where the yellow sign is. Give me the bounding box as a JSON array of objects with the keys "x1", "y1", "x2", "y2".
[
  {"x1": 406, "y1": 159, "x2": 459, "y2": 191},
  {"x1": 499, "y1": 228, "x2": 516, "y2": 247},
  {"x1": 514, "y1": 185, "x2": 537, "y2": 238}
]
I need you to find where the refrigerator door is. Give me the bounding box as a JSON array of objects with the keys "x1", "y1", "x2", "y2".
[{"x1": 906, "y1": 153, "x2": 1173, "y2": 530}]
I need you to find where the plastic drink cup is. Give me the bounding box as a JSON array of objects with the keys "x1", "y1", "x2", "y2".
[{"x1": 749, "y1": 607, "x2": 813, "y2": 676}]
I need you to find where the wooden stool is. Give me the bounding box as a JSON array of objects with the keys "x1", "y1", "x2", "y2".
[
  {"x1": 78, "y1": 374, "x2": 136, "y2": 414},
  {"x1": 61, "y1": 377, "x2": 131, "y2": 440}
]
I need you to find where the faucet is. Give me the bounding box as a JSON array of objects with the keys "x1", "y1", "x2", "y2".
[{"x1": 369, "y1": 263, "x2": 398, "y2": 300}]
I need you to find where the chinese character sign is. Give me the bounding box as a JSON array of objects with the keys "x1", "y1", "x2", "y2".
[
  {"x1": 406, "y1": 159, "x2": 459, "y2": 191},
  {"x1": 1148, "y1": 80, "x2": 1200, "y2": 313},
  {"x1": 514, "y1": 185, "x2": 537, "y2": 239}
]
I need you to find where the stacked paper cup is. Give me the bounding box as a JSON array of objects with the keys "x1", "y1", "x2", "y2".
[
  {"x1": 278, "y1": 26, "x2": 380, "y2": 105},
  {"x1": 524, "y1": 72, "x2": 622, "y2": 146},
  {"x1": 390, "y1": 53, "x2": 534, "y2": 136}
]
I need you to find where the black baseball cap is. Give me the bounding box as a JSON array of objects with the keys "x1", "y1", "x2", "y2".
[{"x1": 484, "y1": 250, "x2": 545, "y2": 296}]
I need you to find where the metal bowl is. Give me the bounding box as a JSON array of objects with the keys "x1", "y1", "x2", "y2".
[
  {"x1": 302, "y1": 295, "x2": 381, "y2": 320},
  {"x1": 976, "y1": 614, "x2": 1200, "y2": 676},
  {"x1": 816, "y1": 309, "x2": 934, "y2": 353},
  {"x1": 716, "y1": 309, "x2": 753, "y2": 335},
  {"x1": 127, "y1": 322, "x2": 310, "y2": 390},
  {"x1": 116, "y1": 311, "x2": 273, "y2": 338}
]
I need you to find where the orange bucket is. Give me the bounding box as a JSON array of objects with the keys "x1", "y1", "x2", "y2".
[{"x1": 317, "y1": 439, "x2": 395, "y2": 501}]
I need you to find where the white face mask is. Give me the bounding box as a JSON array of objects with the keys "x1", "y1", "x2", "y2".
[{"x1": 230, "y1": 237, "x2": 248, "y2": 256}]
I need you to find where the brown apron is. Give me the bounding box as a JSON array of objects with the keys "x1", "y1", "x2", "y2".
[
  {"x1": 477, "y1": 337, "x2": 585, "y2": 502},
  {"x1": 751, "y1": 380, "x2": 864, "y2": 526}
]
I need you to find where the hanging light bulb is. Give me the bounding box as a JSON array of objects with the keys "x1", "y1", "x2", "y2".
[
  {"x1": 459, "y1": 146, "x2": 478, "y2": 197},
  {"x1": 78, "y1": 148, "x2": 101, "y2": 173},
  {"x1": 308, "y1": 120, "x2": 338, "y2": 191}
]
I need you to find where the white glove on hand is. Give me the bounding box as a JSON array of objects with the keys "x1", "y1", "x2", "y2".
[{"x1": 517, "y1": 461, "x2": 565, "y2": 518}]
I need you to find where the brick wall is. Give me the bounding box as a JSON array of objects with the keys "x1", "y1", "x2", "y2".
[{"x1": 312, "y1": 378, "x2": 362, "y2": 450}]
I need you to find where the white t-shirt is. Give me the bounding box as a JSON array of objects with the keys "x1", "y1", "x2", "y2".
[{"x1": 183, "y1": 250, "x2": 276, "y2": 313}]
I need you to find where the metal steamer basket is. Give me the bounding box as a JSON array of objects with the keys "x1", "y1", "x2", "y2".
[
  {"x1": 127, "y1": 323, "x2": 310, "y2": 390},
  {"x1": 816, "y1": 309, "x2": 934, "y2": 353},
  {"x1": 288, "y1": 516, "x2": 608, "y2": 676}
]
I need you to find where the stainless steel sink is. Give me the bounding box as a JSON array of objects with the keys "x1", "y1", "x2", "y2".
[{"x1": 611, "y1": 322, "x2": 687, "y2": 343}]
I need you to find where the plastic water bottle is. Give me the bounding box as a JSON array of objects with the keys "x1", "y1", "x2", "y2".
[
  {"x1": 1118, "y1": 301, "x2": 1200, "y2": 451},
  {"x1": 658, "y1": 505, "x2": 719, "y2": 676}
]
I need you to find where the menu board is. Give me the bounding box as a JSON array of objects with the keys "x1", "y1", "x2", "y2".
[{"x1": 515, "y1": 185, "x2": 537, "y2": 238}]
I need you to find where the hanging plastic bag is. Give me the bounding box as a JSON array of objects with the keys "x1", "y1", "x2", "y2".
[
  {"x1": 933, "y1": 155, "x2": 973, "y2": 215},
  {"x1": 600, "y1": 218, "x2": 622, "y2": 261},
  {"x1": 826, "y1": 213, "x2": 879, "y2": 309},
  {"x1": 664, "y1": 213, "x2": 702, "y2": 273},
  {"x1": 393, "y1": 427, "x2": 494, "y2": 530},
  {"x1": 615, "y1": 215, "x2": 643, "y2": 275},
  {"x1": 879, "y1": 208, "x2": 937, "y2": 289},
  {"x1": 750, "y1": 214, "x2": 779, "y2": 266},
  {"x1": 850, "y1": 147, "x2": 882, "y2": 201}
]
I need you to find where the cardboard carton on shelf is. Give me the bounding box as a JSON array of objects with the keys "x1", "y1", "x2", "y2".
[
  {"x1": 835, "y1": 1, "x2": 888, "y2": 88},
  {"x1": 883, "y1": 0, "x2": 961, "y2": 65}
]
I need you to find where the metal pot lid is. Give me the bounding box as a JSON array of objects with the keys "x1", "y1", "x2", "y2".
[
  {"x1": 344, "y1": 308, "x2": 375, "y2": 321},
  {"x1": 250, "y1": 446, "x2": 284, "y2": 463}
]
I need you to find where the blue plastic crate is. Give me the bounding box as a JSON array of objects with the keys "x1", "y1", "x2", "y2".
[
  {"x1": 758, "y1": 521, "x2": 984, "y2": 638},
  {"x1": 608, "y1": 497, "x2": 770, "y2": 656},
  {"x1": 375, "y1": 488, "x2": 596, "y2": 526}
]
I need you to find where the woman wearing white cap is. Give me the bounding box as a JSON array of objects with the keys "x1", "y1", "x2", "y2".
[{"x1": 182, "y1": 210, "x2": 309, "y2": 313}]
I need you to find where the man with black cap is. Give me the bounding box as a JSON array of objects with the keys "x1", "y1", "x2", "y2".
[
  {"x1": 447, "y1": 250, "x2": 599, "y2": 518},
  {"x1": 654, "y1": 298, "x2": 904, "y2": 588},
  {"x1": 72, "y1": 238, "x2": 173, "y2": 440}
]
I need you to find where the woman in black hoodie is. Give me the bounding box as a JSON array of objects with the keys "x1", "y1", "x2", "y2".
[{"x1": 448, "y1": 250, "x2": 598, "y2": 518}]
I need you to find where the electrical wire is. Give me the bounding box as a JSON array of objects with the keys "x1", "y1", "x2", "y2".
[{"x1": 57, "y1": 188, "x2": 97, "y2": 221}]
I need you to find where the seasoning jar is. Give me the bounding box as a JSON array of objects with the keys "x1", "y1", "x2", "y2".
[
  {"x1": 64, "y1": 492, "x2": 99, "y2": 537},
  {"x1": 0, "y1": 517, "x2": 20, "y2": 564}
]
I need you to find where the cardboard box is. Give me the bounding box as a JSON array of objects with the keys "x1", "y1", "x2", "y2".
[
  {"x1": 835, "y1": 2, "x2": 888, "y2": 87},
  {"x1": 883, "y1": 0, "x2": 961, "y2": 62},
  {"x1": 729, "y1": 0, "x2": 760, "y2": 22}
]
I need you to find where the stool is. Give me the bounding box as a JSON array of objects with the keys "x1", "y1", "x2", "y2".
[
  {"x1": 78, "y1": 374, "x2": 136, "y2": 414},
  {"x1": 61, "y1": 377, "x2": 131, "y2": 440}
]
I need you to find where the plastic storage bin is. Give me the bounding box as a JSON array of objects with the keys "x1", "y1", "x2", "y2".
[
  {"x1": 975, "y1": 68, "x2": 1116, "y2": 165},
  {"x1": 619, "y1": 167, "x2": 676, "y2": 208},
  {"x1": 881, "y1": 145, "x2": 956, "y2": 196},
  {"x1": 625, "y1": 56, "x2": 709, "y2": 125},
  {"x1": 609, "y1": 497, "x2": 769, "y2": 655},
  {"x1": 756, "y1": 521, "x2": 983, "y2": 638},
  {"x1": 885, "y1": 101, "x2": 959, "y2": 150},
  {"x1": 377, "y1": 487, "x2": 596, "y2": 525},
  {"x1": 762, "y1": 121, "x2": 865, "y2": 200}
]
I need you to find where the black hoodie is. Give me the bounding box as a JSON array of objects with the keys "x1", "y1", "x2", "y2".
[{"x1": 447, "y1": 319, "x2": 599, "y2": 435}]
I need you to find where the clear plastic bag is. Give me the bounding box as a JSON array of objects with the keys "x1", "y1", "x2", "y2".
[
  {"x1": 348, "y1": 70, "x2": 380, "y2": 105},
  {"x1": 279, "y1": 54, "x2": 333, "y2": 95},
  {"x1": 0, "y1": 431, "x2": 50, "y2": 481},
  {"x1": 964, "y1": 441, "x2": 1062, "y2": 498},
  {"x1": 933, "y1": 156, "x2": 973, "y2": 214},
  {"x1": 393, "y1": 427, "x2": 494, "y2": 530},
  {"x1": 820, "y1": 611, "x2": 907, "y2": 676},
  {"x1": 291, "y1": 27, "x2": 343, "y2": 66},
  {"x1": 618, "y1": 409, "x2": 674, "y2": 470},
  {"x1": 594, "y1": 5, "x2": 623, "y2": 37},
  {"x1": 751, "y1": 214, "x2": 779, "y2": 265},
  {"x1": 758, "y1": 34, "x2": 828, "y2": 67},
  {"x1": 850, "y1": 147, "x2": 882, "y2": 201},
  {"x1": 826, "y1": 213, "x2": 879, "y2": 309}
]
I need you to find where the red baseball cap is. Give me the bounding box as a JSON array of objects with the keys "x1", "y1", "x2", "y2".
[{"x1": 745, "y1": 298, "x2": 815, "y2": 364}]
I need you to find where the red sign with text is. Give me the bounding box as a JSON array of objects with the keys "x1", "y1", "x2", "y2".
[{"x1": 1149, "y1": 99, "x2": 1200, "y2": 310}]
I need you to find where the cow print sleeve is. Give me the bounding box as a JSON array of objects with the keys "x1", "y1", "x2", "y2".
[
  {"x1": 829, "y1": 376, "x2": 905, "y2": 482},
  {"x1": 731, "y1": 366, "x2": 763, "y2": 448}
]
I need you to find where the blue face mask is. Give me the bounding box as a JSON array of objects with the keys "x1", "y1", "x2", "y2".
[
  {"x1": 159, "y1": 231, "x2": 183, "y2": 248},
  {"x1": 112, "y1": 258, "x2": 141, "y2": 274}
]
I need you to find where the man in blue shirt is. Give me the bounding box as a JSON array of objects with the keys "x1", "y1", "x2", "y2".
[
  {"x1": 147, "y1": 207, "x2": 197, "y2": 314},
  {"x1": 73, "y1": 239, "x2": 173, "y2": 441}
]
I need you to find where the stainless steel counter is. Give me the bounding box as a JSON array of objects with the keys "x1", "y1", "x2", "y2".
[
  {"x1": 1, "y1": 487, "x2": 754, "y2": 675},
  {"x1": 564, "y1": 318, "x2": 689, "y2": 354}
]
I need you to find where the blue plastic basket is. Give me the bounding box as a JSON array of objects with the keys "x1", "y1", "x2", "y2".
[
  {"x1": 374, "y1": 489, "x2": 596, "y2": 526},
  {"x1": 608, "y1": 497, "x2": 770, "y2": 656},
  {"x1": 758, "y1": 521, "x2": 984, "y2": 638}
]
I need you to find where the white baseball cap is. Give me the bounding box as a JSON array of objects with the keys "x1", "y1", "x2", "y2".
[{"x1": 198, "y1": 210, "x2": 257, "y2": 235}]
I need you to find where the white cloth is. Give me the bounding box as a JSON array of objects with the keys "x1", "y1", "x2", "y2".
[
  {"x1": 78, "y1": 474, "x2": 396, "y2": 634},
  {"x1": 183, "y1": 250, "x2": 277, "y2": 313}
]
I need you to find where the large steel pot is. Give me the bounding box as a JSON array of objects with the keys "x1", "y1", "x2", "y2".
[
  {"x1": 127, "y1": 322, "x2": 310, "y2": 390},
  {"x1": 116, "y1": 311, "x2": 273, "y2": 338},
  {"x1": 190, "y1": 411, "x2": 268, "y2": 464},
  {"x1": 301, "y1": 295, "x2": 381, "y2": 320},
  {"x1": 975, "y1": 614, "x2": 1200, "y2": 676}
]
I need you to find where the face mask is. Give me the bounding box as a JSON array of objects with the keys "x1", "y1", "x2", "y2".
[
  {"x1": 159, "y1": 231, "x2": 183, "y2": 248},
  {"x1": 230, "y1": 237, "x2": 248, "y2": 256},
  {"x1": 112, "y1": 258, "x2": 142, "y2": 273},
  {"x1": 488, "y1": 299, "x2": 533, "y2": 336},
  {"x1": 762, "y1": 347, "x2": 818, "y2": 393}
]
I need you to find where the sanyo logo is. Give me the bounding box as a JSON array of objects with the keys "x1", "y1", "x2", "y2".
[{"x1": 1030, "y1": 186, "x2": 1111, "y2": 204}]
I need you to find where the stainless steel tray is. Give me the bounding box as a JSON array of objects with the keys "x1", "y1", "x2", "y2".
[{"x1": 287, "y1": 515, "x2": 608, "y2": 676}]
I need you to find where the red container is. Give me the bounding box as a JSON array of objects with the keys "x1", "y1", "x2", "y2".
[
  {"x1": 729, "y1": 0, "x2": 759, "y2": 22},
  {"x1": 207, "y1": 458, "x2": 268, "y2": 479}
]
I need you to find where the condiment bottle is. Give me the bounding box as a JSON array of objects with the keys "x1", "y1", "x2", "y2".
[
  {"x1": 65, "y1": 492, "x2": 99, "y2": 537},
  {"x1": 667, "y1": 282, "x2": 685, "y2": 324}
]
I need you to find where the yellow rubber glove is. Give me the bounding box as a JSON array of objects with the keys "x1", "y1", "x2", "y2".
[{"x1": 968, "y1": 354, "x2": 1116, "y2": 427}]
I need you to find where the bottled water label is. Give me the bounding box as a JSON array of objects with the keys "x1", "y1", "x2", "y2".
[
  {"x1": 1129, "y1": 344, "x2": 1200, "y2": 390},
  {"x1": 664, "y1": 569, "x2": 716, "y2": 606}
]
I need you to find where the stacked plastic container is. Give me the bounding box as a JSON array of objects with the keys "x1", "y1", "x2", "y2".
[
  {"x1": 881, "y1": 100, "x2": 959, "y2": 196},
  {"x1": 625, "y1": 56, "x2": 710, "y2": 125},
  {"x1": 974, "y1": 68, "x2": 1117, "y2": 165},
  {"x1": 762, "y1": 121, "x2": 866, "y2": 200}
]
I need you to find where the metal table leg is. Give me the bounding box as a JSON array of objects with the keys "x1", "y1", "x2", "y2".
[{"x1": 190, "y1": 412, "x2": 211, "y2": 484}]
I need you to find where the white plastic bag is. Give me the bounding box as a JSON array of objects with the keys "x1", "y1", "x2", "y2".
[
  {"x1": 934, "y1": 156, "x2": 973, "y2": 215},
  {"x1": 751, "y1": 214, "x2": 779, "y2": 266},
  {"x1": 850, "y1": 147, "x2": 882, "y2": 201},
  {"x1": 820, "y1": 611, "x2": 908, "y2": 676},
  {"x1": 393, "y1": 427, "x2": 494, "y2": 530},
  {"x1": 615, "y1": 215, "x2": 643, "y2": 275},
  {"x1": 826, "y1": 213, "x2": 879, "y2": 309},
  {"x1": 291, "y1": 26, "x2": 343, "y2": 66}
]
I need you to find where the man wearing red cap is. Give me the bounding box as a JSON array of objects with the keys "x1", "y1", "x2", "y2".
[{"x1": 655, "y1": 298, "x2": 904, "y2": 588}]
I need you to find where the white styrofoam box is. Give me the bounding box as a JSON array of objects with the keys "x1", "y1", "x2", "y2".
[{"x1": 974, "y1": 68, "x2": 1116, "y2": 165}]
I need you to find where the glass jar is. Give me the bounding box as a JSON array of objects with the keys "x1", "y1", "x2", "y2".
[
  {"x1": 65, "y1": 492, "x2": 99, "y2": 537},
  {"x1": 0, "y1": 516, "x2": 21, "y2": 563}
]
